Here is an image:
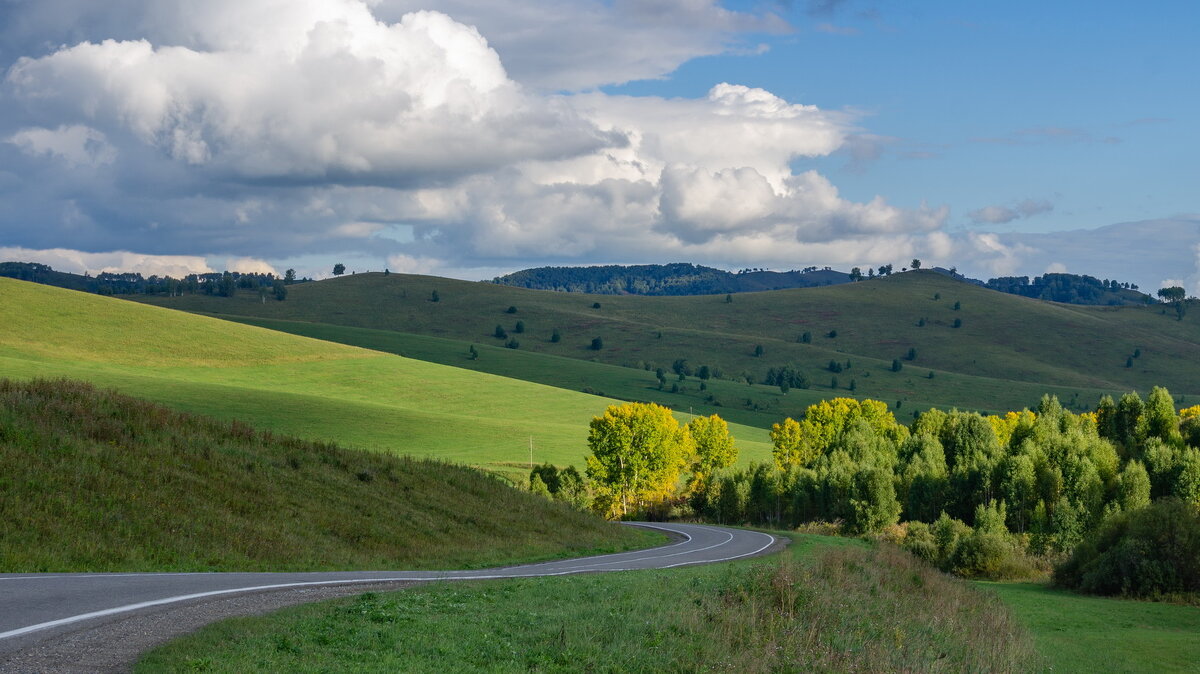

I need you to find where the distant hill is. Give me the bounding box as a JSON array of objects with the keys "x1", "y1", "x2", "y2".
[
  {"x1": 492, "y1": 263, "x2": 851, "y2": 295},
  {"x1": 133, "y1": 270, "x2": 1200, "y2": 420}
]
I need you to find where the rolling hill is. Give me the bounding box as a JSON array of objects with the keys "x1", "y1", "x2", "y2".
[
  {"x1": 133, "y1": 270, "x2": 1200, "y2": 421},
  {"x1": 0, "y1": 277, "x2": 774, "y2": 474},
  {"x1": 0, "y1": 378, "x2": 655, "y2": 572}
]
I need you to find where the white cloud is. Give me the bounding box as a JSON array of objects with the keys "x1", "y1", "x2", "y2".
[
  {"x1": 7, "y1": 125, "x2": 116, "y2": 167},
  {"x1": 0, "y1": 247, "x2": 213, "y2": 277},
  {"x1": 968, "y1": 198, "x2": 1054, "y2": 225},
  {"x1": 385, "y1": 253, "x2": 442, "y2": 275},
  {"x1": 6, "y1": 9, "x2": 614, "y2": 182},
  {"x1": 226, "y1": 257, "x2": 279, "y2": 276},
  {"x1": 0, "y1": 0, "x2": 946, "y2": 278},
  {"x1": 1045, "y1": 262, "x2": 1068, "y2": 273}
]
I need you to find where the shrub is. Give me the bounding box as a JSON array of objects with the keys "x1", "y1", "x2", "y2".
[
  {"x1": 1053, "y1": 498, "x2": 1200, "y2": 598},
  {"x1": 506, "y1": 306, "x2": 517, "y2": 314}
]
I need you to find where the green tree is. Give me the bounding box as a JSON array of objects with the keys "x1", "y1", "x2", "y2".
[
  {"x1": 430, "y1": 290, "x2": 440, "y2": 302},
  {"x1": 506, "y1": 305, "x2": 517, "y2": 313},
  {"x1": 494, "y1": 325, "x2": 507, "y2": 339},
  {"x1": 847, "y1": 467, "x2": 901, "y2": 534},
  {"x1": 687, "y1": 414, "x2": 738, "y2": 488},
  {"x1": 905, "y1": 347, "x2": 917, "y2": 361},
  {"x1": 952, "y1": 318, "x2": 962, "y2": 328},
  {"x1": 754, "y1": 344, "x2": 764, "y2": 357},
  {"x1": 849, "y1": 267, "x2": 862, "y2": 281},
  {"x1": 514, "y1": 320, "x2": 525, "y2": 333},
  {"x1": 590, "y1": 337, "x2": 604, "y2": 351},
  {"x1": 800, "y1": 331, "x2": 812, "y2": 343},
  {"x1": 468, "y1": 344, "x2": 478, "y2": 360},
  {"x1": 284, "y1": 268, "x2": 296, "y2": 284},
  {"x1": 1142, "y1": 386, "x2": 1180, "y2": 445},
  {"x1": 1116, "y1": 460, "x2": 1151, "y2": 511},
  {"x1": 551, "y1": 328, "x2": 561, "y2": 343},
  {"x1": 911, "y1": 259, "x2": 921, "y2": 270},
  {"x1": 725, "y1": 293, "x2": 733, "y2": 303},
  {"x1": 585, "y1": 402, "x2": 695, "y2": 517},
  {"x1": 891, "y1": 359, "x2": 902, "y2": 372},
  {"x1": 332, "y1": 263, "x2": 345, "y2": 276},
  {"x1": 272, "y1": 279, "x2": 287, "y2": 301}
]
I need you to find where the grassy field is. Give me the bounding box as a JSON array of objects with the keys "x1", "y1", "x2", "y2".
[
  {"x1": 134, "y1": 270, "x2": 1200, "y2": 419},
  {"x1": 136, "y1": 535, "x2": 1037, "y2": 673},
  {"x1": 983, "y1": 582, "x2": 1200, "y2": 673},
  {"x1": 0, "y1": 278, "x2": 772, "y2": 474},
  {"x1": 0, "y1": 379, "x2": 658, "y2": 572},
  {"x1": 223, "y1": 315, "x2": 1125, "y2": 430}
]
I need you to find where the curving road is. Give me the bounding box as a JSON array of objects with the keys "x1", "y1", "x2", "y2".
[{"x1": 0, "y1": 523, "x2": 779, "y2": 666}]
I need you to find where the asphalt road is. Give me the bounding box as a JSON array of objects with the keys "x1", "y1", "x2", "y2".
[{"x1": 0, "y1": 523, "x2": 779, "y2": 662}]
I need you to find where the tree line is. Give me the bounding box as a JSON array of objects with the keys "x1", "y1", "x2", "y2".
[
  {"x1": 0, "y1": 261, "x2": 306, "y2": 299},
  {"x1": 538, "y1": 388, "x2": 1200, "y2": 587}
]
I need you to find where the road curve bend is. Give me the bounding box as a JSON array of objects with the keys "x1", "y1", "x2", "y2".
[{"x1": 0, "y1": 523, "x2": 779, "y2": 662}]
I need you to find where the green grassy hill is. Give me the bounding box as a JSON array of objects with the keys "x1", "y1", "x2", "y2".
[
  {"x1": 135, "y1": 270, "x2": 1200, "y2": 420},
  {"x1": 0, "y1": 278, "x2": 774, "y2": 473},
  {"x1": 0, "y1": 379, "x2": 656, "y2": 572}
]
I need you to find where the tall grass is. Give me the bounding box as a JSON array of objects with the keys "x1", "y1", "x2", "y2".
[
  {"x1": 696, "y1": 543, "x2": 1038, "y2": 672},
  {"x1": 0, "y1": 378, "x2": 656, "y2": 572}
]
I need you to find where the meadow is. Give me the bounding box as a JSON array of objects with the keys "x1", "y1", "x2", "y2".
[
  {"x1": 136, "y1": 270, "x2": 1200, "y2": 421},
  {"x1": 0, "y1": 277, "x2": 772, "y2": 475}
]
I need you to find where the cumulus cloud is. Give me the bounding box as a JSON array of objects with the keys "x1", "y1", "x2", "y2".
[
  {"x1": 226, "y1": 257, "x2": 279, "y2": 276},
  {"x1": 968, "y1": 198, "x2": 1054, "y2": 225},
  {"x1": 0, "y1": 247, "x2": 213, "y2": 277},
  {"x1": 0, "y1": 0, "x2": 953, "y2": 279},
  {"x1": 6, "y1": 10, "x2": 615, "y2": 183},
  {"x1": 7, "y1": 125, "x2": 116, "y2": 167}
]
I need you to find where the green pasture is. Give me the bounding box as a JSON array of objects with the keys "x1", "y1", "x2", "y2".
[
  {"x1": 983, "y1": 582, "x2": 1200, "y2": 673},
  {"x1": 0, "y1": 278, "x2": 771, "y2": 474}
]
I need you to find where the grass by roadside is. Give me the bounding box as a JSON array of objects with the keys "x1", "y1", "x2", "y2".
[
  {"x1": 136, "y1": 534, "x2": 1037, "y2": 673},
  {"x1": 0, "y1": 379, "x2": 659, "y2": 572},
  {"x1": 982, "y1": 582, "x2": 1200, "y2": 673}
]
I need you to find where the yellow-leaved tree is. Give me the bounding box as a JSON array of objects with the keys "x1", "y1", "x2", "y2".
[
  {"x1": 586, "y1": 402, "x2": 694, "y2": 518},
  {"x1": 770, "y1": 397, "x2": 907, "y2": 469},
  {"x1": 686, "y1": 414, "x2": 738, "y2": 493}
]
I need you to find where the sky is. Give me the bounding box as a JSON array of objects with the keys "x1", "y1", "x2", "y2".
[{"x1": 0, "y1": 0, "x2": 1197, "y2": 293}]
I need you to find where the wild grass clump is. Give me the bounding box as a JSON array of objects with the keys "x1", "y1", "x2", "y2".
[
  {"x1": 0, "y1": 378, "x2": 655, "y2": 572},
  {"x1": 692, "y1": 542, "x2": 1040, "y2": 672}
]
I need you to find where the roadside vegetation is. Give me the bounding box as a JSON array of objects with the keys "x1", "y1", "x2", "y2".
[
  {"x1": 136, "y1": 535, "x2": 1038, "y2": 673},
  {"x1": 0, "y1": 379, "x2": 657, "y2": 572}
]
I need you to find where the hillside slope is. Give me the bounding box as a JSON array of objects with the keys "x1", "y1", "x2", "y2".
[
  {"x1": 134, "y1": 271, "x2": 1200, "y2": 415},
  {"x1": 0, "y1": 379, "x2": 653, "y2": 572},
  {"x1": 0, "y1": 277, "x2": 773, "y2": 472}
]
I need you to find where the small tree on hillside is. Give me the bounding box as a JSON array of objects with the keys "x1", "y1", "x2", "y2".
[
  {"x1": 911, "y1": 259, "x2": 922, "y2": 270},
  {"x1": 591, "y1": 336, "x2": 604, "y2": 351},
  {"x1": 333, "y1": 263, "x2": 345, "y2": 276}
]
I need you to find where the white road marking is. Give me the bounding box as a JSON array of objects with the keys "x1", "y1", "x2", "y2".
[{"x1": 0, "y1": 525, "x2": 778, "y2": 642}]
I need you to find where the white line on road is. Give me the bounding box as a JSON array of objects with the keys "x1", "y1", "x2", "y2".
[{"x1": 0, "y1": 526, "x2": 778, "y2": 642}]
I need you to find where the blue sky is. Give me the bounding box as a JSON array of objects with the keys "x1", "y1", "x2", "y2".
[
  {"x1": 0, "y1": 0, "x2": 1196, "y2": 292},
  {"x1": 618, "y1": 1, "x2": 1196, "y2": 232}
]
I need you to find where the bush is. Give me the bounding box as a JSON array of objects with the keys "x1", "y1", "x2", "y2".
[{"x1": 1053, "y1": 498, "x2": 1200, "y2": 598}]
